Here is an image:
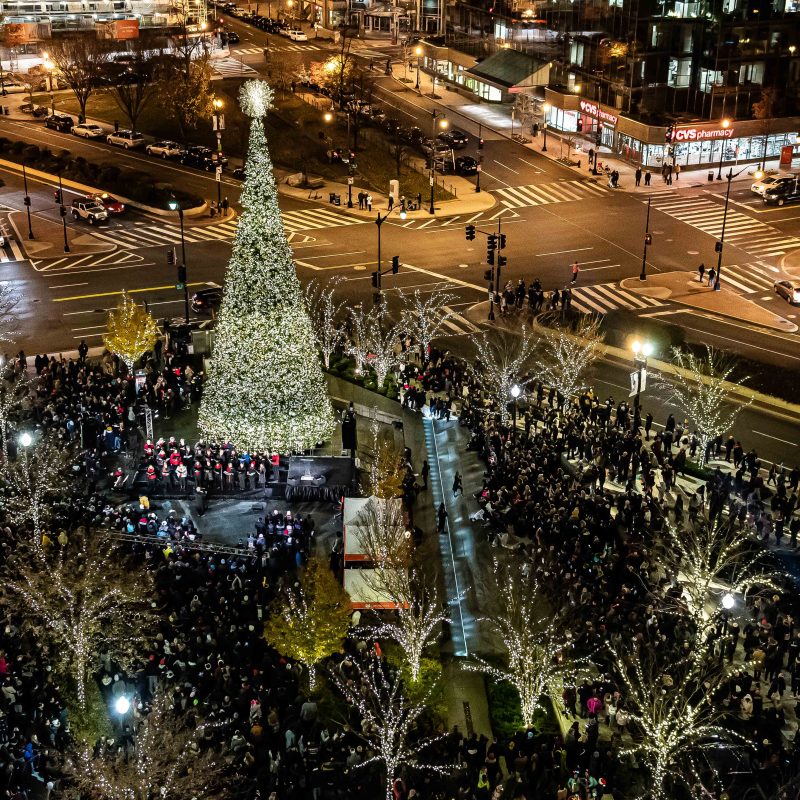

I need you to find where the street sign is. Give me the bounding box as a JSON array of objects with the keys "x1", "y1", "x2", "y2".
[
  {"x1": 477, "y1": 164, "x2": 482, "y2": 172},
  {"x1": 629, "y1": 368, "x2": 647, "y2": 397},
  {"x1": 176, "y1": 282, "x2": 185, "y2": 290},
  {"x1": 216, "y1": 166, "x2": 222, "y2": 182},
  {"x1": 429, "y1": 176, "x2": 434, "y2": 186},
  {"x1": 347, "y1": 176, "x2": 354, "y2": 185}
]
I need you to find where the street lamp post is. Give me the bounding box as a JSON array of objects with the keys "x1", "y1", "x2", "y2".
[
  {"x1": 21, "y1": 163, "x2": 34, "y2": 240},
  {"x1": 168, "y1": 199, "x2": 189, "y2": 323},
  {"x1": 42, "y1": 54, "x2": 55, "y2": 113},
  {"x1": 631, "y1": 340, "x2": 652, "y2": 413},
  {"x1": 640, "y1": 194, "x2": 651, "y2": 281},
  {"x1": 414, "y1": 45, "x2": 422, "y2": 92},
  {"x1": 510, "y1": 384, "x2": 521, "y2": 438},
  {"x1": 714, "y1": 166, "x2": 747, "y2": 291},
  {"x1": 542, "y1": 102, "x2": 550, "y2": 152},
  {"x1": 57, "y1": 172, "x2": 69, "y2": 253},
  {"x1": 375, "y1": 205, "x2": 406, "y2": 300},
  {"x1": 429, "y1": 111, "x2": 447, "y2": 215},
  {"x1": 213, "y1": 97, "x2": 224, "y2": 209},
  {"x1": 716, "y1": 118, "x2": 731, "y2": 180}
]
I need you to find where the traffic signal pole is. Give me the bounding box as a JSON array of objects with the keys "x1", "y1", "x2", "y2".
[{"x1": 467, "y1": 213, "x2": 508, "y2": 321}]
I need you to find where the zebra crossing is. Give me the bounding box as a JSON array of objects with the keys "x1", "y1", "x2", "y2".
[
  {"x1": 493, "y1": 180, "x2": 607, "y2": 209},
  {"x1": 716, "y1": 262, "x2": 782, "y2": 295},
  {"x1": 212, "y1": 57, "x2": 258, "y2": 77},
  {"x1": 75, "y1": 208, "x2": 366, "y2": 252},
  {"x1": 233, "y1": 44, "x2": 322, "y2": 54},
  {"x1": 648, "y1": 195, "x2": 800, "y2": 258},
  {"x1": 568, "y1": 282, "x2": 668, "y2": 316},
  {"x1": 0, "y1": 238, "x2": 25, "y2": 263}
]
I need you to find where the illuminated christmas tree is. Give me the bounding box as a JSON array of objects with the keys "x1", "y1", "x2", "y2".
[{"x1": 199, "y1": 80, "x2": 335, "y2": 452}]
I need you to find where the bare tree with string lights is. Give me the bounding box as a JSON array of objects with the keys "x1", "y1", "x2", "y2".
[
  {"x1": 533, "y1": 315, "x2": 604, "y2": 409},
  {"x1": 331, "y1": 659, "x2": 451, "y2": 800},
  {"x1": 652, "y1": 515, "x2": 783, "y2": 663},
  {"x1": 305, "y1": 276, "x2": 347, "y2": 368},
  {"x1": 467, "y1": 559, "x2": 587, "y2": 727},
  {"x1": 0, "y1": 530, "x2": 153, "y2": 709},
  {"x1": 0, "y1": 432, "x2": 72, "y2": 558},
  {"x1": 365, "y1": 310, "x2": 404, "y2": 390},
  {"x1": 355, "y1": 495, "x2": 412, "y2": 570},
  {"x1": 398, "y1": 288, "x2": 457, "y2": 361},
  {"x1": 347, "y1": 303, "x2": 373, "y2": 376},
  {"x1": 656, "y1": 345, "x2": 750, "y2": 467},
  {"x1": 609, "y1": 642, "x2": 748, "y2": 800},
  {"x1": 470, "y1": 327, "x2": 538, "y2": 424},
  {"x1": 68, "y1": 689, "x2": 234, "y2": 800},
  {"x1": 0, "y1": 373, "x2": 30, "y2": 463}
]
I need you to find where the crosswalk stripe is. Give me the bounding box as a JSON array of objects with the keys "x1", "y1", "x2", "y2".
[
  {"x1": 565, "y1": 282, "x2": 670, "y2": 315},
  {"x1": 442, "y1": 306, "x2": 481, "y2": 333},
  {"x1": 572, "y1": 287, "x2": 611, "y2": 313},
  {"x1": 494, "y1": 180, "x2": 605, "y2": 208}
]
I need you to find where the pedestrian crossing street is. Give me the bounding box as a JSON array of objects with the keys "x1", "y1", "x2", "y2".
[
  {"x1": 494, "y1": 180, "x2": 607, "y2": 209},
  {"x1": 73, "y1": 208, "x2": 366, "y2": 252},
  {"x1": 567, "y1": 282, "x2": 668, "y2": 316},
  {"x1": 648, "y1": 195, "x2": 800, "y2": 258},
  {"x1": 212, "y1": 57, "x2": 258, "y2": 77}
]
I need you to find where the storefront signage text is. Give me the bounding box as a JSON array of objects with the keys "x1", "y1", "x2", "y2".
[
  {"x1": 673, "y1": 126, "x2": 735, "y2": 141},
  {"x1": 579, "y1": 100, "x2": 618, "y2": 126}
]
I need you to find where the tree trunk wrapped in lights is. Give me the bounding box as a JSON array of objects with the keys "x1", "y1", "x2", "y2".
[
  {"x1": 103, "y1": 290, "x2": 160, "y2": 373},
  {"x1": 199, "y1": 80, "x2": 335, "y2": 453},
  {"x1": 70, "y1": 689, "x2": 231, "y2": 800},
  {"x1": 467, "y1": 559, "x2": 587, "y2": 728},
  {"x1": 470, "y1": 327, "x2": 538, "y2": 424},
  {"x1": 398, "y1": 288, "x2": 457, "y2": 361},
  {"x1": 534, "y1": 316, "x2": 604, "y2": 408},
  {"x1": 331, "y1": 659, "x2": 451, "y2": 800},
  {"x1": 610, "y1": 644, "x2": 747, "y2": 800},
  {"x1": 262, "y1": 557, "x2": 350, "y2": 691},
  {"x1": 346, "y1": 303, "x2": 372, "y2": 376},
  {"x1": 656, "y1": 345, "x2": 750, "y2": 467},
  {"x1": 305, "y1": 276, "x2": 346, "y2": 368},
  {"x1": 365, "y1": 311, "x2": 404, "y2": 389},
  {"x1": 0, "y1": 530, "x2": 153, "y2": 709}
]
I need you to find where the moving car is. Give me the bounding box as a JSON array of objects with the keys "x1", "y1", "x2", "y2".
[
  {"x1": 774, "y1": 280, "x2": 800, "y2": 305},
  {"x1": 146, "y1": 140, "x2": 185, "y2": 159},
  {"x1": 750, "y1": 174, "x2": 783, "y2": 196},
  {"x1": 763, "y1": 177, "x2": 800, "y2": 206},
  {"x1": 438, "y1": 128, "x2": 469, "y2": 149},
  {"x1": 224, "y1": 30, "x2": 240, "y2": 43},
  {"x1": 91, "y1": 193, "x2": 125, "y2": 214},
  {"x1": 287, "y1": 29, "x2": 308, "y2": 40},
  {"x1": 107, "y1": 129, "x2": 145, "y2": 149},
  {"x1": 455, "y1": 155, "x2": 479, "y2": 175},
  {"x1": 190, "y1": 284, "x2": 223, "y2": 316},
  {"x1": 44, "y1": 113, "x2": 74, "y2": 132},
  {"x1": 71, "y1": 123, "x2": 105, "y2": 139},
  {"x1": 71, "y1": 199, "x2": 108, "y2": 224},
  {"x1": 180, "y1": 146, "x2": 228, "y2": 171}
]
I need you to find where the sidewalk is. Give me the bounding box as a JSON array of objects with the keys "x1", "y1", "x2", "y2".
[{"x1": 619, "y1": 271, "x2": 798, "y2": 333}]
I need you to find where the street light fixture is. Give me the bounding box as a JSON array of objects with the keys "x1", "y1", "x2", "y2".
[
  {"x1": 716, "y1": 118, "x2": 730, "y2": 180},
  {"x1": 374, "y1": 205, "x2": 406, "y2": 302},
  {"x1": 18, "y1": 432, "x2": 32, "y2": 448},
  {"x1": 721, "y1": 592, "x2": 735, "y2": 610},
  {"x1": 115, "y1": 696, "x2": 131, "y2": 715},
  {"x1": 168, "y1": 199, "x2": 189, "y2": 323},
  {"x1": 414, "y1": 45, "x2": 423, "y2": 92},
  {"x1": 542, "y1": 102, "x2": 550, "y2": 152},
  {"x1": 510, "y1": 384, "x2": 521, "y2": 438},
  {"x1": 212, "y1": 97, "x2": 225, "y2": 208}
]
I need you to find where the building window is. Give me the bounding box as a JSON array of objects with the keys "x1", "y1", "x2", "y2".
[
  {"x1": 668, "y1": 56, "x2": 692, "y2": 87},
  {"x1": 698, "y1": 67, "x2": 722, "y2": 92},
  {"x1": 739, "y1": 62, "x2": 764, "y2": 84}
]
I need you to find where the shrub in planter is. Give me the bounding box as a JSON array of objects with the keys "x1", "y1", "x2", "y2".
[
  {"x1": 10, "y1": 140, "x2": 25, "y2": 155},
  {"x1": 0, "y1": 137, "x2": 10, "y2": 152},
  {"x1": 22, "y1": 144, "x2": 40, "y2": 163},
  {"x1": 98, "y1": 165, "x2": 121, "y2": 185}
]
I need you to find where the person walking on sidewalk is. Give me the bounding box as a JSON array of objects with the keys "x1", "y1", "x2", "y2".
[
  {"x1": 707, "y1": 267, "x2": 716, "y2": 287},
  {"x1": 453, "y1": 471, "x2": 463, "y2": 498},
  {"x1": 698, "y1": 263, "x2": 706, "y2": 283},
  {"x1": 571, "y1": 261, "x2": 580, "y2": 284},
  {"x1": 644, "y1": 171, "x2": 651, "y2": 186},
  {"x1": 635, "y1": 167, "x2": 642, "y2": 187},
  {"x1": 675, "y1": 163, "x2": 681, "y2": 181},
  {"x1": 437, "y1": 502, "x2": 448, "y2": 532}
]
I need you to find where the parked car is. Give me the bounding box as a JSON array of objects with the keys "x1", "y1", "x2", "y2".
[
  {"x1": 107, "y1": 129, "x2": 145, "y2": 149},
  {"x1": 439, "y1": 127, "x2": 469, "y2": 149},
  {"x1": 399, "y1": 126, "x2": 425, "y2": 146},
  {"x1": 20, "y1": 103, "x2": 47, "y2": 117},
  {"x1": 146, "y1": 140, "x2": 185, "y2": 159},
  {"x1": 1, "y1": 82, "x2": 28, "y2": 94},
  {"x1": 224, "y1": 29, "x2": 240, "y2": 42},
  {"x1": 774, "y1": 280, "x2": 800, "y2": 305},
  {"x1": 180, "y1": 146, "x2": 228, "y2": 171},
  {"x1": 763, "y1": 177, "x2": 800, "y2": 206},
  {"x1": 71, "y1": 123, "x2": 105, "y2": 139},
  {"x1": 71, "y1": 199, "x2": 108, "y2": 224},
  {"x1": 750, "y1": 174, "x2": 783, "y2": 196},
  {"x1": 44, "y1": 114, "x2": 74, "y2": 132},
  {"x1": 33, "y1": 75, "x2": 68, "y2": 91},
  {"x1": 287, "y1": 29, "x2": 308, "y2": 41},
  {"x1": 421, "y1": 139, "x2": 452, "y2": 158},
  {"x1": 455, "y1": 155, "x2": 479, "y2": 175},
  {"x1": 191, "y1": 284, "x2": 223, "y2": 316},
  {"x1": 91, "y1": 193, "x2": 125, "y2": 214}
]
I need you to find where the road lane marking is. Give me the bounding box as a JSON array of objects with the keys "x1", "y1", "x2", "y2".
[
  {"x1": 49, "y1": 282, "x2": 89, "y2": 289},
  {"x1": 493, "y1": 160, "x2": 520, "y2": 174},
  {"x1": 752, "y1": 430, "x2": 796, "y2": 445},
  {"x1": 53, "y1": 282, "x2": 205, "y2": 302},
  {"x1": 535, "y1": 247, "x2": 593, "y2": 256}
]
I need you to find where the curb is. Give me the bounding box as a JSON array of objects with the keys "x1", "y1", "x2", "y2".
[{"x1": 7, "y1": 209, "x2": 115, "y2": 258}]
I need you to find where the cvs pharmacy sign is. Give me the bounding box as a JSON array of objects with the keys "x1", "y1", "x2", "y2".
[
  {"x1": 579, "y1": 100, "x2": 619, "y2": 126},
  {"x1": 674, "y1": 126, "x2": 734, "y2": 141}
]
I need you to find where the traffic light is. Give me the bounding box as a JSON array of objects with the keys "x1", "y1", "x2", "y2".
[
  {"x1": 645, "y1": 233, "x2": 652, "y2": 245},
  {"x1": 478, "y1": 138, "x2": 484, "y2": 149},
  {"x1": 59, "y1": 206, "x2": 67, "y2": 217},
  {"x1": 167, "y1": 247, "x2": 176, "y2": 266},
  {"x1": 484, "y1": 269, "x2": 493, "y2": 282},
  {"x1": 391, "y1": 256, "x2": 400, "y2": 274},
  {"x1": 498, "y1": 233, "x2": 507, "y2": 250},
  {"x1": 23, "y1": 196, "x2": 31, "y2": 207},
  {"x1": 497, "y1": 254, "x2": 507, "y2": 267},
  {"x1": 54, "y1": 189, "x2": 62, "y2": 204},
  {"x1": 371, "y1": 271, "x2": 379, "y2": 288},
  {"x1": 577, "y1": 118, "x2": 583, "y2": 132},
  {"x1": 465, "y1": 224, "x2": 476, "y2": 241},
  {"x1": 665, "y1": 123, "x2": 675, "y2": 143},
  {"x1": 177, "y1": 264, "x2": 187, "y2": 285},
  {"x1": 487, "y1": 247, "x2": 495, "y2": 265},
  {"x1": 715, "y1": 241, "x2": 723, "y2": 252}
]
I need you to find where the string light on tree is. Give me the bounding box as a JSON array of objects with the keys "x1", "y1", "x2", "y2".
[
  {"x1": 304, "y1": 276, "x2": 346, "y2": 368},
  {"x1": 103, "y1": 290, "x2": 160, "y2": 373},
  {"x1": 199, "y1": 80, "x2": 335, "y2": 452},
  {"x1": 398, "y1": 288, "x2": 457, "y2": 361},
  {"x1": 364, "y1": 311, "x2": 404, "y2": 390}
]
